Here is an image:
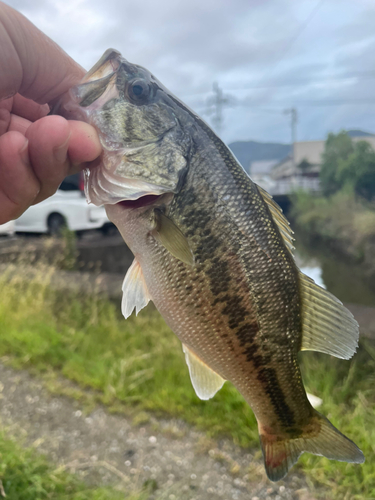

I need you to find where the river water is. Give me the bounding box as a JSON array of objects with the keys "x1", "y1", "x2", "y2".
[{"x1": 293, "y1": 234, "x2": 375, "y2": 308}]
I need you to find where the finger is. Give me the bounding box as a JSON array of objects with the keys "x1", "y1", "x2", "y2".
[
  {"x1": 0, "y1": 108, "x2": 11, "y2": 135},
  {"x1": 25, "y1": 115, "x2": 72, "y2": 203},
  {"x1": 0, "y1": 131, "x2": 40, "y2": 223},
  {"x1": 65, "y1": 120, "x2": 102, "y2": 165},
  {"x1": 25, "y1": 116, "x2": 101, "y2": 204},
  {"x1": 11, "y1": 94, "x2": 49, "y2": 121},
  {"x1": 0, "y1": 96, "x2": 13, "y2": 112},
  {"x1": 8, "y1": 113, "x2": 31, "y2": 135},
  {"x1": 0, "y1": 3, "x2": 84, "y2": 103}
]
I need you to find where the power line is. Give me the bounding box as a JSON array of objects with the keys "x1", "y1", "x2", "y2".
[
  {"x1": 214, "y1": 73, "x2": 375, "y2": 93},
  {"x1": 258, "y1": 0, "x2": 326, "y2": 91},
  {"x1": 234, "y1": 98, "x2": 375, "y2": 108},
  {"x1": 291, "y1": 99, "x2": 375, "y2": 106},
  {"x1": 196, "y1": 84, "x2": 375, "y2": 138},
  {"x1": 181, "y1": 71, "x2": 375, "y2": 99}
]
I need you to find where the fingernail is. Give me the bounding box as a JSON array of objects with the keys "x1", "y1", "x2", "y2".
[{"x1": 53, "y1": 134, "x2": 71, "y2": 164}]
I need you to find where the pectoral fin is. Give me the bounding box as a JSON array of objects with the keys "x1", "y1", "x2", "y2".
[
  {"x1": 182, "y1": 344, "x2": 225, "y2": 400},
  {"x1": 121, "y1": 259, "x2": 151, "y2": 319},
  {"x1": 153, "y1": 211, "x2": 194, "y2": 266}
]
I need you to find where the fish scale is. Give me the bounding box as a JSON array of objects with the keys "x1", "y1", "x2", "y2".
[
  {"x1": 53, "y1": 48, "x2": 364, "y2": 481},
  {"x1": 161, "y1": 140, "x2": 307, "y2": 428}
]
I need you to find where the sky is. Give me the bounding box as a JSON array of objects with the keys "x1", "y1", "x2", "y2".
[{"x1": 5, "y1": 0, "x2": 375, "y2": 144}]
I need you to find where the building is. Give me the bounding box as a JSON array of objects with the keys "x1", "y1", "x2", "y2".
[
  {"x1": 270, "y1": 131, "x2": 375, "y2": 194},
  {"x1": 248, "y1": 159, "x2": 279, "y2": 191}
]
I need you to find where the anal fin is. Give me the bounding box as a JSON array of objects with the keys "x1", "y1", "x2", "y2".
[
  {"x1": 121, "y1": 259, "x2": 151, "y2": 319},
  {"x1": 182, "y1": 344, "x2": 225, "y2": 400}
]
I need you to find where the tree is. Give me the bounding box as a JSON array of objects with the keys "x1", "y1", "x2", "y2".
[
  {"x1": 320, "y1": 131, "x2": 354, "y2": 196},
  {"x1": 320, "y1": 131, "x2": 375, "y2": 201},
  {"x1": 339, "y1": 141, "x2": 375, "y2": 201}
]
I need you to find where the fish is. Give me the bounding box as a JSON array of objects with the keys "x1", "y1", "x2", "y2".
[{"x1": 53, "y1": 49, "x2": 364, "y2": 481}]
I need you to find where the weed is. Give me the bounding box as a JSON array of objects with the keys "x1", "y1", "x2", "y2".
[{"x1": 0, "y1": 428, "x2": 144, "y2": 500}]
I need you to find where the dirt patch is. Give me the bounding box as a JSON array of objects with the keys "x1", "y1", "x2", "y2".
[{"x1": 0, "y1": 362, "x2": 316, "y2": 500}]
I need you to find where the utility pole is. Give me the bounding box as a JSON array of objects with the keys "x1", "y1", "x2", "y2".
[
  {"x1": 284, "y1": 108, "x2": 297, "y2": 168},
  {"x1": 206, "y1": 82, "x2": 234, "y2": 135}
]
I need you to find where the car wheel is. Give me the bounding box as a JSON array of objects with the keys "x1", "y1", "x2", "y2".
[{"x1": 47, "y1": 213, "x2": 67, "y2": 236}]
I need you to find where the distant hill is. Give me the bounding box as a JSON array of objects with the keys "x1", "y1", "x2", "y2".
[
  {"x1": 346, "y1": 129, "x2": 374, "y2": 138},
  {"x1": 228, "y1": 141, "x2": 291, "y2": 172},
  {"x1": 228, "y1": 131, "x2": 374, "y2": 172}
]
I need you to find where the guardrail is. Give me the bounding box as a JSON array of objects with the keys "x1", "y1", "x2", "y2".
[{"x1": 266, "y1": 178, "x2": 321, "y2": 196}]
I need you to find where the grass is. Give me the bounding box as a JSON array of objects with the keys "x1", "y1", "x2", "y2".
[
  {"x1": 0, "y1": 263, "x2": 374, "y2": 498},
  {"x1": 0, "y1": 428, "x2": 144, "y2": 500},
  {"x1": 291, "y1": 190, "x2": 375, "y2": 263}
]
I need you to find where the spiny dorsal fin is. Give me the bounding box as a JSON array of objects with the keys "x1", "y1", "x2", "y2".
[
  {"x1": 300, "y1": 272, "x2": 359, "y2": 359},
  {"x1": 153, "y1": 211, "x2": 194, "y2": 266},
  {"x1": 182, "y1": 344, "x2": 225, "y2": 400},
  {"x1": 256, "y1": 184, "x2": 295, "y2": 254},
  {"x1": 121, "y1": 259, "x2": 151, "y2": 319}
]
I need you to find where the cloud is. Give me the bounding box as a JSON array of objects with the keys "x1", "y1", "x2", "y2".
[{"x1": 4, "y1": 0, "x2": 375, "y2": 143}]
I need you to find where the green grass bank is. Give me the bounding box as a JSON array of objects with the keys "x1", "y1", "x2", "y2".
[
  {"x1": 0, "y1": 264, "x2": 373, "y2": 499},
  {"x1": 291, "y1": 191, "x2": 375, "y2": 287},
  {"x1": 0, "y1": 429, "x2": 144, "y2": 500}
]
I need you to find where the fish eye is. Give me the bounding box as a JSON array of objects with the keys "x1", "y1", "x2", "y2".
[{"x1": 128, "y1": 79, "x2": 150, "y2": 103}]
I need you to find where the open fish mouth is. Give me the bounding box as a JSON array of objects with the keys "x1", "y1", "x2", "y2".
[
  {"x1": 80, "y1": 49, "x2": 122, "y2": 83},
  {"x1": 116, "y1": 194, "x2": 166, "y2": 210},
  {"x1": 53, "y1": 48, "x2": 188, "y2": 207},
  {"x1": 52, "y1": 49, "x2": 172, "y2": 206}
]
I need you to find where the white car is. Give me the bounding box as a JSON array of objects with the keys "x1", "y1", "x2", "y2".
[
  {"x1": 15, "y1": 173, "x2": 111, "y2": 235},
  {"x1": 0, "y1": 220, "x2": 15, "y2": 236}
]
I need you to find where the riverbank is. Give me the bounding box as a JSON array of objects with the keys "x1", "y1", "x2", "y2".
[
  {"x1": 291, "y1": 191, "x2": 375, "y2": 293},
  {"x1": 0, "y1": 261, "x2": 373, "y2": 499}
]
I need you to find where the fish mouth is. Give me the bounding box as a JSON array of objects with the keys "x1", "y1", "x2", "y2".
[
  {"x1": 116, "y1": 193, "x2": 174, "y2": 210},
  {"x1": 115, "y1": 192, "x2": 174, "y2": 211},
  {"x1": 80, "y1": 49, "x2": 122, "y2": 83},
  {"x1": 117, "y1": 194, "x2": 165, "y2": 209}
]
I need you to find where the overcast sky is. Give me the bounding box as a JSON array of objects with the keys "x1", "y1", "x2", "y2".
[{"x1": 6, "y1": 0, "x2": 375, "y2": 144}]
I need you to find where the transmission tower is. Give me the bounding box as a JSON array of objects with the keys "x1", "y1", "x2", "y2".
[{"x1": 206, "y1": 82, "x2": 235, "y2": 135}]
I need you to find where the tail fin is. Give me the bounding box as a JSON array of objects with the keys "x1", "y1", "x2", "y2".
[{"x1": 259, "y1": 412, "x2": 364, "y2": 482}]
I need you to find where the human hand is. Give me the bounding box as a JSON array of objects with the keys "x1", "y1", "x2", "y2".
[{"x1": 0, "y1": 2, "x2": 102, "y2": 224}]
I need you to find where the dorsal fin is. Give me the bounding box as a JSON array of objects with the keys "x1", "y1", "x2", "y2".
[
  {"x1": 299, "y1": 272, "x2": 359, "y2": 359},
  {"x1": 121, "y1": 259, "x2": 151, "y2": 319},
  {"x1": 256, "y1": 184, "x2": 295, "y2": 254},
  {"x1": 182, "y1": 344, "x2": 225, "y2": 400}
]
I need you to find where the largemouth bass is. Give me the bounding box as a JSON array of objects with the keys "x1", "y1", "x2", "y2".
[{"x1": 54, "y1": 49, "x2": 364, "y2": 481}]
